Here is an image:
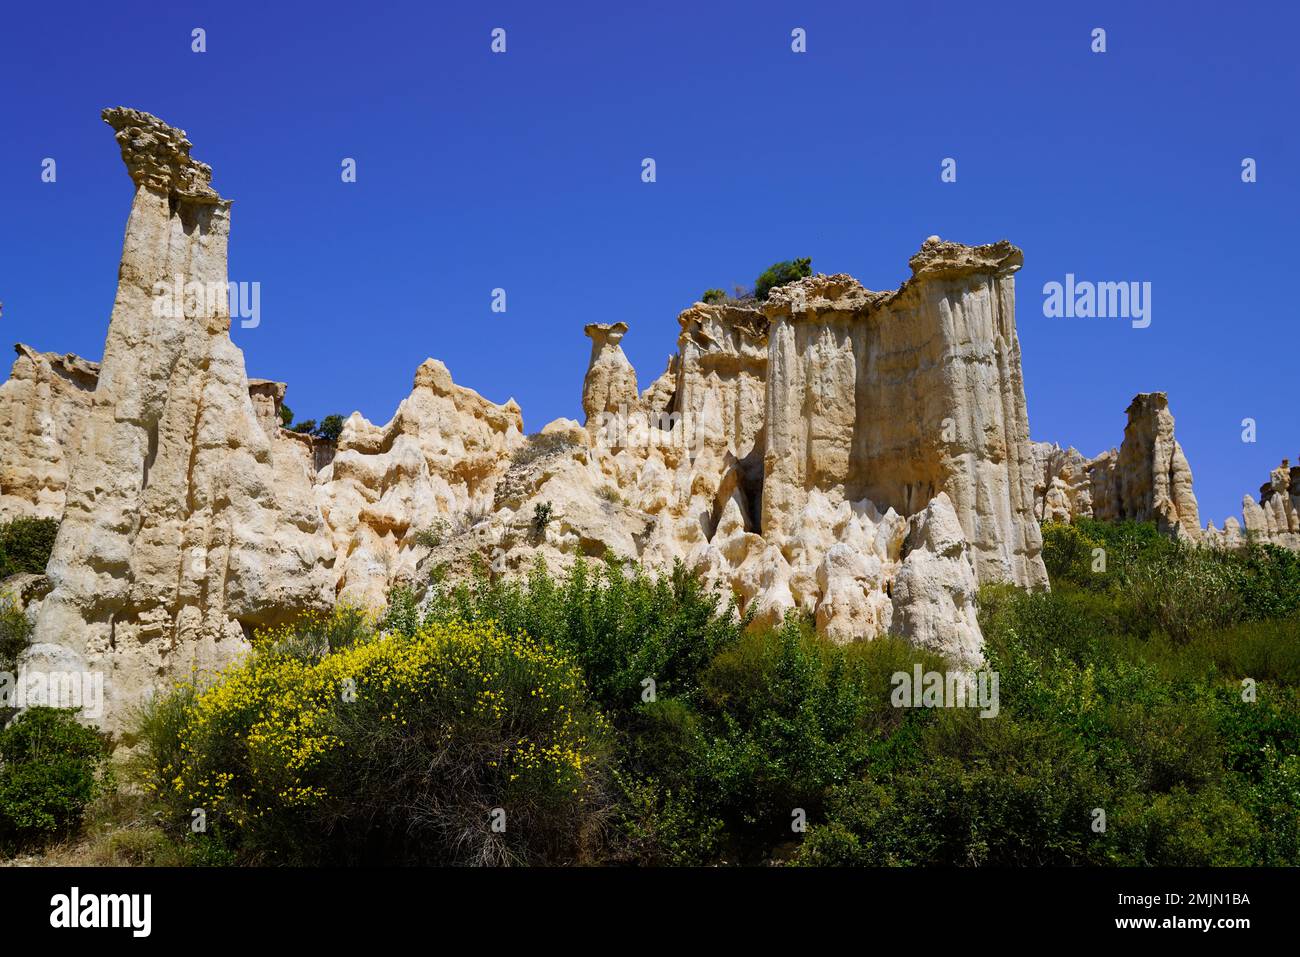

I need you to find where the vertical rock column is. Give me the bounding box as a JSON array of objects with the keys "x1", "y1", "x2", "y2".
[
  {"x1": 581, "y1": 322, "x2": 639, "y2": 428},
  {"x1": 26, "y1": 108, "x2": 336, "y2": 734},
  {"x1": 761, "y1": 238, "x2": 1048, "y2": 591}
]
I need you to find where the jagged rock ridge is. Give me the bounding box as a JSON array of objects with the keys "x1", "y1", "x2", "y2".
[
  {"x1": 0, "y1": 108, "x2": 1202, "y2": 731},
  {"x1": 1032, "y1": 392, "x2": 1203, "y2": 542}
]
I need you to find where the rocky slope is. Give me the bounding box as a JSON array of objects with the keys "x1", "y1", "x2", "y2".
[
  {"x1": 5, "y1": 107, "x2": 1288, "y2": 733},
  {"x1": 1234, "y1": 458, "x2": 1300, "y2": 550}
]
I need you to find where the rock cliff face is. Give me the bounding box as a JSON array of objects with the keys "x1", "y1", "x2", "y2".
[
  {"x1": 760, "y1": 238, "x2": 1048, "y2": 593},
  {"x1": 1237, "y1": 459, "x2": 1300, "y2": 549},
  {"x1": 430, "y1": 236, "x2": 1046, "y2": 664},
  {"x1": 0, "y1": 351, "x2": 307, "y2": 524},
  {"x1": 1033, "y1": 392, "x2": 1203, "y2": 541},
  {"x1": 0, "y1": 108, "x2": 1102, "y2": 731},
  {"x1": 315, "y1": 358, "x2": 524, "y2": 609},
  {"x1": 20, "y1": 109, "x2": 337, "y2": 733},
  {"x1": 0, "y1": 346, "x2": 99, "y2": 522}
]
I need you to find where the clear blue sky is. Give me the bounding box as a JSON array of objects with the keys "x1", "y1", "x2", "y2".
[{"x1": 1, "y1": 0, "x2": 1295, "y2": 527}]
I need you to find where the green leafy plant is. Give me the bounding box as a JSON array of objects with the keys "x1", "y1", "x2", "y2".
[
  {"x1": 532, "y1": 502, "x2": 554, "y2": 537},
  {"x1": 140, "y1": 612, "x2": 612, "y2": 865},
  {"x1": 754, "y1": 257, "x2": 812, "y2": 301},
  {"x1": 0, "y1": 517, "x2": 59, "y2": 579},
  {"x1": 0, "y1": 708, "x2": 107, "y2": 852},
  {"x1": 314, "y1": 414, "x2": 345, "y2": 443},
  {"x1": 411, "y1": 519, "x2": 449, "y2": 549}
]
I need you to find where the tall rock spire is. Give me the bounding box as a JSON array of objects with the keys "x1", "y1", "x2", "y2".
[{"x1": 24, "y1": 109, "x2": 337, "y2": 734}]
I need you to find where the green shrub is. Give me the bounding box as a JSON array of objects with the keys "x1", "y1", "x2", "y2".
[
  {"x1": 0, "y1": 517, "x2": 59, "y2": 579},
  {"x1": 314, "y1": 414, "x2": 345, "y2": 443},
  {"x1": 701, "y1": 288, "x2": 726, "y2": 305},
  {"x1": 800, "y1": 713, "x2": 1108, "y2": 866},
  {"x1": 532, "y1": 501, "x2": 553, "y2": 536},
  {"x1": 608, "y1": 768, "x2": 725, "y2": 866},
  {"x1": 411, "y1": 520, "x2": 449, "y2": 549},
  {"x1": 0, "y1": 707, "x2": 107, "y2": 851},
  {"x1": 754, "y1": 257, "x2": 811, "y2": 301},
  {"x1": 252, "y1": 604, "x2": 373, "y2": 660},
  {"x1": 696, "y1": 623, "x2": 945, "y2": 855},
  {"x1": 1121, "y1": 549, "x2": 1244, "y2": 642},
  {"x1": 0, "y1": 597, "x2": 31, "y2": 676},
  {"x1": 421, "y1": 556, "x2": 748, "y2": 718},
  {"x1": 1230, "y1": 544, "x2": 1300, "y2": 621},
  {"x1": 1040, "y1": 521, "x2": 1104, "y2": 586},
  {"x1": 143, "y1": 613, "x2": 612, "y2": 865},
  {"x1": 1107, "y1": 785, "x2": 1259, "y2": 866}
]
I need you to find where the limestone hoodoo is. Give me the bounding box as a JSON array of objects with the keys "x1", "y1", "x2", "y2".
[{"x1": 22, "y1": 109, "x2": 337, "y2": 732}]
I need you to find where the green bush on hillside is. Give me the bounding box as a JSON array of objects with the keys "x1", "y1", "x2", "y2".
[
  {"x1": 0, "y1": 707, "x2": 107, "y2": 852},
  {"x1": 125, "y1": 522, "x2": 1300, "y2": 867},
  {"x1": 754, "y1": 257, "x2": 812, "y2": 301},
  {"x1": 139, "y1": 612, "x2": 612, "y2": 865},
  {"x1": 0, "y1": 517, "x2": 59, "y2": 580},
  {"x1": 417, "y1": 556, "x2": 749, "y2": 717}
]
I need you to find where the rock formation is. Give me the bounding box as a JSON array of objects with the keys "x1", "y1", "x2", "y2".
[
  {"x1": 0, "y1": 346, "x2": 99, "y2": 522},
  {"x1": 581, "y1": 322, "x2": 639, "y2": 426},
  {"x1": 0, "y1": 107, "x2": 1109, "y2": 730},
  {"x1": 20, "y1": 108, "x2": 337, "y2": 734},
  {"x1": 760, "y1": 238, "x2": 1047, "y2": 591},
  {"x1": 315, "y1": 358, "x2": 523, "y2": 609},
  {"x1": 1033, "y1": 392, "x2": 1203, "y2": 542},
  {"x1": 415, "y1": 237, "x2": 1048, "y2": 664},
  {"x1": 0, "y1": 351, "x2": 316, "y2": 524},
  {"x1": 1237, "y1": 458, "x2": 1300, "y2": 549}
]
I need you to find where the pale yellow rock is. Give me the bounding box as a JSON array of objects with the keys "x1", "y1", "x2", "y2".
[
  {"x1": 316, "y1": 358, "x2": 524, "y2": 608},
  {"x1": 23, "y1": 109, "x2": 338, "y2": 734},
  {"x1": 582, "y1": 322, "x2": 639, "y2": 428},
  {"x1": 760, "y1": 238, "x2": 1048, "y2": 591},
  {"x1": 889, "y1": 492, "x2": 983, "y2": 666},
  {"x1": 0, "y1": 346, "x2": 98, "y2": 522},
  {"x1": 1236, "y1": 458, "x2": 1300, "y2": 549},
  {"x1": 1034, "y1": 392, "x2": 1203, "y2": 543},
  {"x1": 1030, "y1": 443, "x2": 1094, "y2": 524},
  {"x1": 1109, "y1": 393, "x2": 1202, "y2": 541},
  {"x1": 673, "y1": 302, "x2": 768, "y2": 458}
]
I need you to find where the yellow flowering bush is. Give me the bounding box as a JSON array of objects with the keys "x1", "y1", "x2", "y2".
[{"x1": 145, "y1": 610, "x2": 612, "y2": 865}]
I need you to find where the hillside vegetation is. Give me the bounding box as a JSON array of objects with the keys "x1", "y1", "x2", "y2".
[{"x1": 5, "y1": 521, "x2": 1299, "y2": 866}]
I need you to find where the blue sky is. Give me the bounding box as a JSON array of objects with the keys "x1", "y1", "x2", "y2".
[{"x1": 1, "y1": 0, "x2": 1295, "y2": 526}]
